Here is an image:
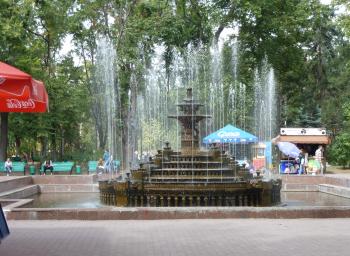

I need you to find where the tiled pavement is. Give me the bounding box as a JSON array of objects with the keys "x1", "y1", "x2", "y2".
[{"x1": 1, "y1": 219, "x2": 350, "y2": 256}]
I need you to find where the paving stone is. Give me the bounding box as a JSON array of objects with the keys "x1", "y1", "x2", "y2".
[{"x1": 1, "y1": 219, "x2": 350, "y2": 256}]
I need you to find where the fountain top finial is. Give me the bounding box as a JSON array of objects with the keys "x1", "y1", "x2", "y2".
[{"x1": 186, "y1": 88, "x2": 192, "y2": 99}]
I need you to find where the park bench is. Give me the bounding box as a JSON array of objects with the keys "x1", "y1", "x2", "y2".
[
  {"x1": 88, "y1": 160, "x2": 120, "y2": 174},
  {"x1": 40, "y1": 161, "x2": 74, "y2": 175},
  {"x1": 87, "y1": 161, "x2": 98, "y2": 174},
  {"x1": 0, "y1": 161, "x2": 26, "y2": 175}
]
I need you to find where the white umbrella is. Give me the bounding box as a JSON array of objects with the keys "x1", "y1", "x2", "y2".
[{"x1": 276, "y1": 142, "x2": 301, "y2": 158}]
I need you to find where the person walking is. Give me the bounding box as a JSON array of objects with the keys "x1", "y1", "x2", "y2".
[{"x1": 4, "y1": 158, "x2": 13, "y2": 176}]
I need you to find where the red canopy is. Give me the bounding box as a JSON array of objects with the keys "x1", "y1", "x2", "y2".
[{"x1": 0, "y1": 61, "x2": 49, "y2": 112}]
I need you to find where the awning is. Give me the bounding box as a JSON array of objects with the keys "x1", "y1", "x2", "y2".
[
  {"x1": 0, "y1": 61, "x2": 49, "y2": 112},
  {"x1": 274, "y1": 135, "x2": 331, "y2": 145}
]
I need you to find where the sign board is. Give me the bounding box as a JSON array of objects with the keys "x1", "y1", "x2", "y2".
[{"x1": 280, "y1": 128, "x2": 326, "y2": 136}]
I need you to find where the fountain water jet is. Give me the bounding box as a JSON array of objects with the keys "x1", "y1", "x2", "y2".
[
  {"x1": 254, "y1": 61, "x2": 277, "y2": 142},
  {"x1": 95, "y1": 36, "x2": 120, "y2": 178}
]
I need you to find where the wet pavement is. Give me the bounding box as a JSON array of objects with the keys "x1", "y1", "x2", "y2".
[{"x1": 1, "y1": 219, "x2": 350, "y2": 256}]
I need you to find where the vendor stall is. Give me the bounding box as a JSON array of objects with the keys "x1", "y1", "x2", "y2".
[
  {"x1": 252, "y1": 142, "x2": 272, "y2": 171},
  {"x1": 274, "y1": 128, "x2": 331, "y2": 175}
]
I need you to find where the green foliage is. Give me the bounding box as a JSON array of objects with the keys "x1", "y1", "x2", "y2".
[
  {"x1": 140, "y1": 118, "x2": 179, "y2": 153},
  {"x1": 328, "y1": 132, "x2": 350, "y2": 168},
  {"x1": 328, "y1": 101, "x2": 350, "y2": 167},
  {"x1": 1, "y1": 0, "x2": 350, "y2": 164},
  {"x1": 294, "y1": 106, "x2": 322, "y2": 127}
]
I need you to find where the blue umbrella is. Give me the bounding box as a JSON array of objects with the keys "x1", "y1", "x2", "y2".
[
  {"x1": 203, "y1": 124, "x2": 258, "y2": 144},
  {"x1": 276, "y1": 142, "x2": 301, "y2": 158}
]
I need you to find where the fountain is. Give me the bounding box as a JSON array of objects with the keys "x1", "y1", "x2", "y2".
[{"x1": 99, "y1": 88, "x2": 281, "y2": 207}]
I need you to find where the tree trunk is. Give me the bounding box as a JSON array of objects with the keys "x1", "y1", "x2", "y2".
[
  {"x1": 40, "y1": 136, "x2": 48, "y2": 159},
  {"x1": 96, "y1": 120, "x2": 106, "y2": 150},
  {"x1": 0, "y1": 113, "x2": 9, "y2": 161},
  {"x1": 91, "y1": 88, "x2": 107, "y2": 150},
  {"x1": 51, "y1": 134, "x2": 57, "y2": 161},
  {"x1": 15, "y1": 135, "x2": 21, "y2": 156},
  {"x1": 128, "y1": 74, "x2": 138, "y2": 169},
  {"x1": 121, "y1": 105, "x2": 129, "y2": 171},
  {"x1": 60, "y1": 127, "x2": 64, "y2": 160}
]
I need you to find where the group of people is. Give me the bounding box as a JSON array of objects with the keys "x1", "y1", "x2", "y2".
[
  {"x1": 3, "y1": 158, "x2": 53, "y2": 176},
  {"x1": 3, "y1": 150, "x2": 116, "y2": 176},
  {"x1": 284, "y1": 145, "x2": 324, "y2": 175},
  {"x1": 302, "y1": 145, "x2": 324, "y2": 175}
]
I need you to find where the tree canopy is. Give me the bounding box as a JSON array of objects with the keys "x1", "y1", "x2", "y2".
[{"x1": 0, "y1": 0, "x2": 349, "y2": 167}]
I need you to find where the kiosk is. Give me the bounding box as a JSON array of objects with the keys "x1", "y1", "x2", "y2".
[
  {"x1": 274, "y1": 128, "x2": 331, "y2": 175},
  {"x1": 252, "y1": 142, "x2": 272, "y2": 171}
]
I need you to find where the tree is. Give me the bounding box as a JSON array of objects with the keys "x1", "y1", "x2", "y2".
[
  {"x1": 328, "y1": 132, "x2": 350, "y2": 168},
  {"x1": 1, "y1": 0, "x2": 349, "y2": 167}
]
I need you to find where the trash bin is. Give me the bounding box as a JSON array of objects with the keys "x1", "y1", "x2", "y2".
[
  {"x1": 76, "y1": 165, "x2": 81, "y2": 174},
  {"x1": 29, "y1": 165, "x2": 36, "y2": 175}
]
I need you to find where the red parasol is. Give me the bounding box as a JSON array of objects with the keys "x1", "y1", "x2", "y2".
[{"x1": 0, "y1": 61, "x2": 49, "y2": 112}]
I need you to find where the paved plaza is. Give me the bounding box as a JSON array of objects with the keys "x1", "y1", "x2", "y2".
[{"x1": 1, "y1": 219, "x2": 350, "y2": 256}]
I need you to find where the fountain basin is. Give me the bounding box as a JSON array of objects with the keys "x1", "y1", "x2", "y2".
[
  {"x1": 4, "y1": 204, "x2": 350, "y2": 220},
  {"x1": 2, "y1": 175, "x2": 350, "y2": 219}
]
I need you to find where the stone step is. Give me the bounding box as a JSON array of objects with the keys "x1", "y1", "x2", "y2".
[
  {"x1": 39, "y1": 184, "x2": 99, "y2": 193},
  {"x1": 152, "y1": 168, "x2": 232, "y2": 171},
  {"x1": 0, "y1": 176, "x2": 33, "y2": 193},
  {"x1": 324, "y1": 175, "x2": 350, "y2": 188},
  {"x1": 32, "y1": 175, "x2": 97, "y2": 185},
  {"x1": 319, "y1": 184, "x2": 350, "y2": 198},
  {"x1": 0, "y1": 184, "x2": 39, "y2": 199}
]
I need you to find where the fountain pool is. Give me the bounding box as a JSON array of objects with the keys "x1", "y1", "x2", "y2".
[{"x1": 15, "y1": 191, "x2": 350, "y2": 208}]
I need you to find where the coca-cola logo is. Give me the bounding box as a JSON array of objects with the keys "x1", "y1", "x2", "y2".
[
  {"x1": 0, "y1": 77, "x2": 5, "y2": 84},
  {"x1": 6, "y1": 99, "x2": 35, "y2": 109}
]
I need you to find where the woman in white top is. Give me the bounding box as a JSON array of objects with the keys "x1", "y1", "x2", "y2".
[
  {"x1": 4, "y1": 158, "x2": 13, "y2": 176},
  {"x1": 315, "y1": 145, "x2": 324, "y2": 173}
]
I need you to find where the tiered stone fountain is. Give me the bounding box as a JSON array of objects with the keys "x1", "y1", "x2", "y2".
[{"x1": 99, "y1": 88, "x2": 281, "y2": 207}]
